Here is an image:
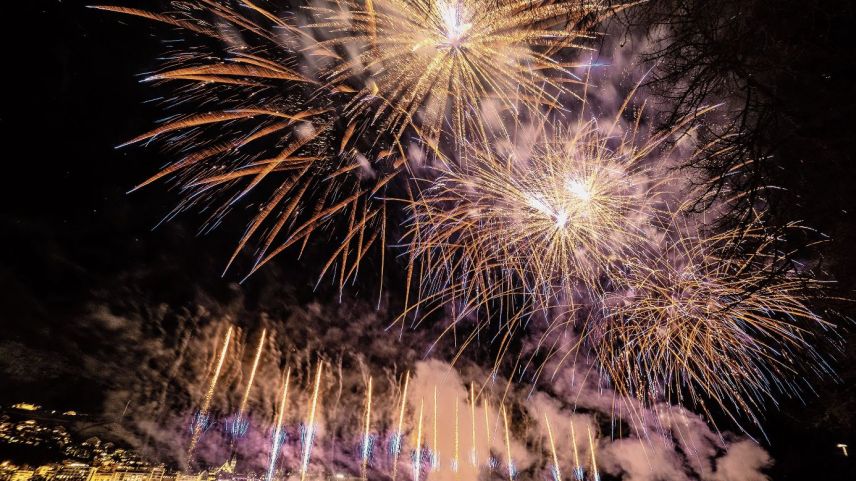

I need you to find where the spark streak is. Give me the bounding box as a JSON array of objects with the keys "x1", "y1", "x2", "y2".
[
  {"x1": 587, "y1": 427, "x2": 599, "y2": 481},
  {"x1": 392, "y1": 372, "x2": 410, "y2": 481},
  {"x1": 361, "y1": 376, "x2": 373, "y2": 480},
  {"x1": 188, "y1": 326, "x2": 232, "y2": 461},
  {"x1": 300, "y1": 362, "x2": 324, "y2": 481},
  {"x1": 239, "y1": 329, "x2": 267, "y2": 418},
  {"x1": 413, "y1": 399, "x2": 424, "y2": 481},
  {"x1": 545, "y1": 415, "x2": 562, "y2": 481},
  {"x1": 501, "y1": 404, "x2": 514, "y2": 480},
  {"x1": 266, "y1": 369, "x2": 291, "y2": 481}
]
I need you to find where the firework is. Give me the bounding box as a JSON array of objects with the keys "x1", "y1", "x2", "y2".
[
  {"x1": 360, "y1": 376, "x2": 373, "y2": 479},
  {"x1": 590, "y1": 220, "x2": 834, "y2": 425},
  {"x1": 501, "y1": 404, "x2": 514, "y2": 480},
  {"x1": 239, "y1": 329, "x2": 267, "y2": 420},
  {"x1": 391, "y1": 371, "x2": 410, "y2": 481},
  {"x1": 97, "y1": 0, "x2": 627, "y2": 290},
  {"x1": 396, "y1": 78, "x2": 712, "y2": 371},
  {"x1": 586, "y1": 427, "x2": 599, "y2": 481},
  {"x1": 266, "y1": 368, "x2": 291, "y2": 481},
  {"x1": 300, "y1": 362, "x2": 325, "y2": 481},
  {"x1": 469, "y1": 383, "x2": 478, "y2": 467},
  {"x1": 430, "y1": 386, "x2": 439, "y2": 471},
  {"x1": 570, "y1": 421, "x2": 583, "y2": 481},
  {"x1": 94, "y1": 1, "x2": 386, "y2": 289},
  {"x1": 308, "y1": 0, "x2": 622, "y2": 143},
  {"x1": 412, "y1": 399, "x2": 425, "y2": 481},
  {"x1": 452, "y1": 396, "x2": 460, "y2": 473},
  {"x1": 545, "y1": 415, "x2": 562, "y2": 481},
  {"x1": 188, "y1": 326, "x2": 232, "y2": 461}
]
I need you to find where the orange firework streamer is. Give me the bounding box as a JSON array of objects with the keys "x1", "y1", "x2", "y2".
[
  {"x1": 300, "y1": 362, "x2": 324, "y2": 481},
  {"x1": 239, "y1": 329, "x2": 266, "y2": 418},
  {"x1": 188, "y1": 326, "x2": 232, "y2": 461}
]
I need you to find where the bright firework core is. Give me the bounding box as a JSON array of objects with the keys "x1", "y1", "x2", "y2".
[{"x1": 438, "y1": 1, "x2": 472, "y2": 48}]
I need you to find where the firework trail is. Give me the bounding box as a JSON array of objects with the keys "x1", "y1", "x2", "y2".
[
  {"x1": 239, "y1": 329, "x2": 266, "y2": 419},
  {"x1": 412, "y1": 399, "x2": 424, "y2": 481},
  {"x1": 484, "y1": 398, "x2": 494, "y2": 471},
  {"x1": 469, "y1": 383, "x2": 477, "y2": 467},
  {"x1": 452, "y1": 396, "x2": 460, "y2": 473},
  {"x1": 360, "y1": 376, "x2": 373, "y2": 480},
  {"x1": 300, "y1": 362, "x2": 325, "y2": 481},
  {"x1": 266, "y1": 368, "x2": 291, "y2": 481},
  {"x1": 570, "y1": 421, "x2": 583, "y2": 481},
  {"x1": 501, "y1": 404, "x2": 514, "y2": 480},
  {"x1": 545, "y1": 415, "x2": 562, "y2": 481},
  {"x1": 188, "y1": 326, "x2": 232, "y2": 462},
  {"x1": 587, "y1": 427, "x2": 599, "y2": 481},
  {"x1": 391, "y1": 371, "x2": 410, "y2": 481},
  {"x1": 431, "y1": 386, "x2": 439, "y2": 471}
]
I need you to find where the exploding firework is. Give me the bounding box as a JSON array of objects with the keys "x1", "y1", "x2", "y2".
[
  {"x1": 589, "y1": 220, "x2": 835, "y2": 425},
  {"x1": 400, "y1": 90, "x2": 701, "y2": 368},
  {"x1": 307, "y1": 0, "x2": 624, "y2": 143},
  {"x1": 96, "y1": 0, "x2": 625, "y2": 291}
]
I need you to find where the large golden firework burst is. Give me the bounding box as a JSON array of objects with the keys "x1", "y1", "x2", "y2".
[{"x1": 307, "y1": 0, "x2": 624, "y2": 143}]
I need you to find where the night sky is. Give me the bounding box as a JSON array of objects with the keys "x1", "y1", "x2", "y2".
[{"x1": 2, "y1": 1, "x2": 856, "y2": 480}]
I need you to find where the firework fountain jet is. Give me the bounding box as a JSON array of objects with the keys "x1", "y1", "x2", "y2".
[
  {"x1": 360, "y1": 376, "x2": 373, "y2": 480},
  {"x1": 469, "y1": 383, "x2": 477, "y2": 467},
  {"x1": 545, "y1": 415, "x2": 562, "y2": 481},
  {"x1": 431, "y1": 387, "x2": 439, "y2": 471},
  {"x1": 266, "y1": 368, "x2": 291, "y2": 481},
  {"x1": 501, "y1": 404, "x2": 514, "y2": 480},
  {"x1": 188, "y1": 326, "x2": 232, "y2": 463},
  {"x1": 570, "y1": 421, "x2": 583, "y2": 481},
  {"x1": 230, "y1": 329, "x2": 267, "y2": 442},
  {"x1": 300, "y1": 362, "x2": 324, "y2": 481},
  {"x1": 412, "y1": 399, "x2": 424, "y2": 481},
  {"x1": 587, "y1": 428, "x2": 600, "y2": 481},
  {"x1": 391, "y1": 372, "x2": 410, "y2": 481},
  {"x1": 239, "y1": 329, "x2": 266, "y2": 419},
  {"x1": 452, "y1": 397, "x2": 460, "y2": 473}
]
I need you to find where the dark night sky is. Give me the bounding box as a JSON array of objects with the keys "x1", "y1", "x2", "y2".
[{"x1": 1, "y1": 1, "x2": 855, "y2": 479}]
